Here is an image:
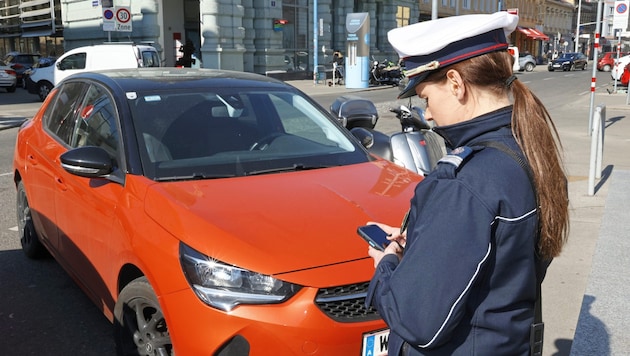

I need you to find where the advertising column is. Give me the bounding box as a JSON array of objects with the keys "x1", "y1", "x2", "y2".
[{"x1": 345, "y1": 13, "x2": 370, "y2": 88}]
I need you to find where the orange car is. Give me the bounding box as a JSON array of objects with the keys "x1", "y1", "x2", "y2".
[{"x1": 13, "y1": 68, "x2": 421, "y2": 355}]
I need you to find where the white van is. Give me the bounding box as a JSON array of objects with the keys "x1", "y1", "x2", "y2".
[{"x1": 27, "y1": 43, "x2": 161, "y2": 101}]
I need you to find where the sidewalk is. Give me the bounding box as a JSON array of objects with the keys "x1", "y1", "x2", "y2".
[{"x1": 288, "y1": 78, "x2": 630, "y2": 356}]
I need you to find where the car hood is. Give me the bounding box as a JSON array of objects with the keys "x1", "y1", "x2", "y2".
[{"x1": 144, "y1": 160, "x2": 420, "y2": 276}]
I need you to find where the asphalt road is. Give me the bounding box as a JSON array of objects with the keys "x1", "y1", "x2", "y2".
[{"x1": 0, "y1": 66, "x2": 624, "y2": 355}]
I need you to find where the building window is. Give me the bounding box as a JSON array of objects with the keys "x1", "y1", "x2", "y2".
[{"x1": 396, "y1": 6, "x2": 410, "y2": 27}]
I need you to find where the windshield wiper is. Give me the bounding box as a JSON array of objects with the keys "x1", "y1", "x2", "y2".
[
  {"x1": 154, "y1": 172, "x2": 237, "y2": 182},
  {"x1": 245, "y1": 163, "x2": 333, "y2": 176}
]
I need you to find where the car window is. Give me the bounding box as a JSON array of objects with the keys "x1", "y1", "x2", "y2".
[
  {"x1": 45, "y1": 82, "x2": 88, "y2": 145},
  {"x1": 58, "y1": 53, "x2": 87, "y2": 70},
  {"x1": 72, "y1": 84, "x2": 120, "y2": 164},
  {"x1": 141, "y1": 51, "x2": 160, "y2": 67}
]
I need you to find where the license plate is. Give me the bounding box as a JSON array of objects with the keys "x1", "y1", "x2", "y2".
[{"x1": 361, "y1": 328, "x2": 389, "y2": 356}]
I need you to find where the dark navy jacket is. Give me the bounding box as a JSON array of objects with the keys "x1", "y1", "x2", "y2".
[{"x1": 366, "y1": 106, "x2": 542, "y2": 355}]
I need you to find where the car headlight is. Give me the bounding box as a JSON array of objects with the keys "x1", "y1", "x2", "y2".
[{"x1": 179, "y1": 243, "x2": 302, "y2": 311}]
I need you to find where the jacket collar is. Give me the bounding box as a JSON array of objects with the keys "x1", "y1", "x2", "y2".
[{"x1": 432, "y1": 106, "x2": 513, "y2": 149}]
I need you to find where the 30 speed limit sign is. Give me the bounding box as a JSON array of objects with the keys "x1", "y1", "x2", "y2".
[{"x1": 115, "y1": 6, "x2": 132, "y2": 32}]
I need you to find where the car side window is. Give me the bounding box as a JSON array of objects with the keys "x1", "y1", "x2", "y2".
[
  {"x1": 58, "y1": 53, "x2": 86, "y2": 70},
  {"x1": 72, "y1": 84, "x2": 120, "y2": 164},
  {"x1": 45, "y1": 82, "x2": 87, "y2": 145}
]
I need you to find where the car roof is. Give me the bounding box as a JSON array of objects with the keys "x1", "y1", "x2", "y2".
[{"x1": 62, "y1": 68, "x2": 295, "y2": 93}]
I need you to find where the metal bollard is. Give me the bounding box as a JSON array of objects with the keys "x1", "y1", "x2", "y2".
[{"x1": 588, "y1": 104, "x2": 605, "y2": 196}]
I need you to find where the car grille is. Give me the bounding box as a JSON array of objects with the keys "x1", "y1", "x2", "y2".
[{"x1": 315, "y1": 282, "x2": 381, "y2": 323}]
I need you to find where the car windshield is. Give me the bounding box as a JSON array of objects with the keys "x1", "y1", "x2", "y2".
[
  {"x1": 558, "y1": 53, "x2": 576, "y2": 60},
  {"x1": 127, "y1": 87, "x2": 370, "y2": 180}
]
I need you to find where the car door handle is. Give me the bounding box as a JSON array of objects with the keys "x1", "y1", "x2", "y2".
[
  {"x1": 27, "y1": 154, "x2": 37, "y2": 165},
  {"x1": 55, "y1": 176, "x2": 67, "y2": 191}
]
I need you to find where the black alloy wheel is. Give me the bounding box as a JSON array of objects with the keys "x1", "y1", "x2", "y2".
[
  {"x1": 114, "y1": 277, "x2": 173, "y2": 356},
  {"x1": 16, "y1": 181, "x2": 46, "y2": 258},
  {"x1": 38, "y1": 82, "x2": 53, "y2": 101}
]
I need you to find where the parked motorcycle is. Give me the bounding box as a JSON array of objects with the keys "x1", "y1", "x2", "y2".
[
  {"x1": 350, "y1": 103, "x2": 445, "y2": 176},
  {"x1": 369, "y1": 57, "x2": 404, "y2": 86}
]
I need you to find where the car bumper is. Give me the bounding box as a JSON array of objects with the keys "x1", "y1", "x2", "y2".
[
  {"x1": 0, "y1": 75, "x2": 16, "y2": 87},
  {"x1": 162, "y1": 286, "x2": 386, "y2": 355}
]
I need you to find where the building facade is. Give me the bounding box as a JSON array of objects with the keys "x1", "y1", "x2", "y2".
[{"x1": 1, "y1": 0, "x2": 589, "y2": 76}]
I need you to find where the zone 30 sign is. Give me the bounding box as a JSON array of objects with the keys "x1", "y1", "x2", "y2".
[{"x1": 102, "y1": 6, "x2": 132, "y2": 32}]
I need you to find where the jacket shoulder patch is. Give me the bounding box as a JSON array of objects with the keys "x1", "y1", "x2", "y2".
[{"x1": 438, "y1": 146, "x2": 473, "y2": 168}]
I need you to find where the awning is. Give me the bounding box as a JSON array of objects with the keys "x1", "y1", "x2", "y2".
[{"x1": 517, "y1": 27, "x2": 550, "y2": 41}]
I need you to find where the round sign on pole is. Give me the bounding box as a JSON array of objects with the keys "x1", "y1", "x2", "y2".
[{"x1": 116, "y1": 8, "x2": 131, "y2": 23}]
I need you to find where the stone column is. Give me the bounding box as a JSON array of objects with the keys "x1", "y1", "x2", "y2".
[{"x1": 199, "y1": 0, "x2": 245, "y2": 71}]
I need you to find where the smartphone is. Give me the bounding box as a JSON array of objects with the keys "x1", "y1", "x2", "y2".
[{"x1": 357, "y1": 224, "x2": 391, "y2": 251}]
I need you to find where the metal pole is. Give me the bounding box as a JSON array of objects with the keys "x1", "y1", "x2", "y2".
[
  {"x1": 432, "y1": 0, "x2": 438, "y2": 20},
  {"x1": 575, "y1": 0, "x2": 583, "y2": 52},
  {"x1": 588, "y1": 0, "x2": 604, "y2": 134},
  {"x1": 313, "y1": 1, "x2": 318, "y2": 85}
]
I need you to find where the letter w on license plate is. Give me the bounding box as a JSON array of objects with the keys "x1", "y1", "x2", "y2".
[{"x1": 362, "y1": 328, "x2": 389, "y2": 356}]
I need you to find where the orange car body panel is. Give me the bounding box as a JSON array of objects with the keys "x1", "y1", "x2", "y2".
[{"x1": 13, "y1": 87, "x2": 423, "y2": 354}]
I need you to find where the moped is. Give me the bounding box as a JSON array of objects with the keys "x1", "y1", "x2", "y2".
[
  {"x1": 351, "y1": 104, "x2": 445, "y2": 176},
  {"x1": 369, "y1": 57, "x2": 404, "y2": 86}
]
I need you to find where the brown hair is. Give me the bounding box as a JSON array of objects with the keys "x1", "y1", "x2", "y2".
[{"x1": 424, "y1": 51, "x2": 569, "y2": 259}]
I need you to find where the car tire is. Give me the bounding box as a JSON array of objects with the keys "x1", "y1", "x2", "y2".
[
  {"x1": 582, "y1": 63, "x2": 587, "y2": 70},
  {"x1": 524, "y1": 63, "x2": 534, "y2": 72},
  {"x1": 603, "y1": 64, "x2": 611, "y2": 72},
  {"x1": 37, "y1": 81, "x2": 53, "y2": 101},
  {"x1": 114, "y1": 277, "x2": 173, "y2": 356},
  {"x1": 548, "y1": 67, "x2": 554, "y2": 72},
  {"x1": 17, "y1": 181, "x2": 47, "y2": 259},
  {"x1": 6, "y1": 84, "x2": 16, "y2": 93}
]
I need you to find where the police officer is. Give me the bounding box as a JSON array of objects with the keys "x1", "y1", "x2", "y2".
[{"x1": 364, "y1": 12, "x2": 569, "y2": 355}]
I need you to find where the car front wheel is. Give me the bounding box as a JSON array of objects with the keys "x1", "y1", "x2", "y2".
[
  {"x1": 524, "y1": 63, "x2": 535, "y2": 72},
  {"x1": 114, "y1": 277, "x2": 173, "y2": 356},
  {"x1": 17, "y1": 181, "x2": 46, "y2": 258}
]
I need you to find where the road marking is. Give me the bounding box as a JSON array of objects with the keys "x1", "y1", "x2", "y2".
[
  {"x1": 0, "y1": 172, "x2": 12, "y2": 177},
  {"x1": 9, "y1": 226, "x2": 17, "y2": 232}
]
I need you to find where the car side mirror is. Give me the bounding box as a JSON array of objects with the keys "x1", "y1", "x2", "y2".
[{"x1": 60, "y1": 146, "x2": 113, "y2": 178}]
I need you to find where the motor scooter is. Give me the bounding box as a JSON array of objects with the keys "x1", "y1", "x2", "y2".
[
  {"x1": 350, "y1": 104, "x2": 445, "y2": 176},
  {"x1": 369, "y1": 57, "x2": 404, "y2": 86}
]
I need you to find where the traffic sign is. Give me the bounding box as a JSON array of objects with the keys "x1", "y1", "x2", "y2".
[
  {"x1": 102, "y1": 7, "x2": 115, "y2": 31},
  {"x1": 613, "y1": 0, "x2": 629, "y2": 30},
  {"x1": 115, "y1": 6, "x2": 132, "y2": 32}
]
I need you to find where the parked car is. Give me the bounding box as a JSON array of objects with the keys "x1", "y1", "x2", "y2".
[
  {"x1": 0, "y1": 64, "x2": 17, "y2": 92},
  {"x1": 518, "y1": 53, "x2": 536, "y2": 72},
  {"x1": 597, "y1": 51, "x2": 629, "y2": 72},
  {"x1": 2, "y1": 52, "x2": 41, "y2": 86},
  {"x1": 13, "y1": 68, "x2": 421, "y2": 355},
  {"x1": 21, "y1": 56, "x2": 56, "y2": 89},
  {"x1": 611, "y1": 54, "x2": 630, "y2": 80},
  {"x1": 26, "y1": 43, "x2": 160, "y2": 101},
  {"x1": 329, "y1": 95, "x2": 379, "y2": 129},
  {"x1": 547, "y1": 52, "x2": 588, "y2": 71}
]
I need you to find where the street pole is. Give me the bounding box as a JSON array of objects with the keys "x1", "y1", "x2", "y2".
[
  {"x1": 588, "y1": 0, "x2": 604, "y2": 134},
  {"x1": 575, "y1": 0, "x2": 583, "y2": 52},
  {"x1": 313, "y1": 1, "x2": 318, "y2": 85}
]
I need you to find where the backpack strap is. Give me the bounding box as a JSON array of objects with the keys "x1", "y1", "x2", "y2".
[{"x1": 475, "y1": 140, "x2": 544, "y2": 356}]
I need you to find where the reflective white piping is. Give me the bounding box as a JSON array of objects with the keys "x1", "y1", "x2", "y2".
[
  {"x1": 495, "y1": 208, "x2": 537, "y2": 223},
  {"x1": 418, "y1": 242, "x2": 493, "y2": 348}
]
